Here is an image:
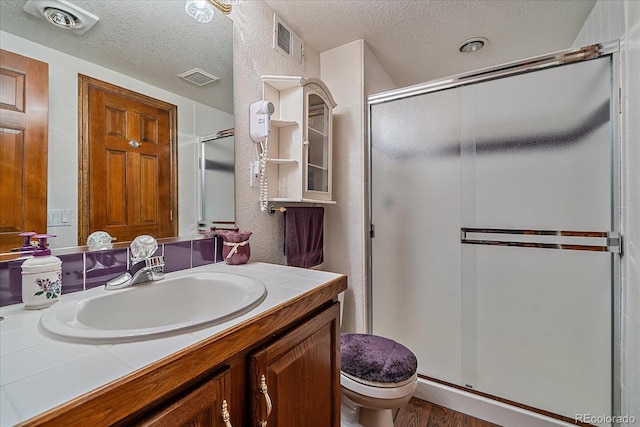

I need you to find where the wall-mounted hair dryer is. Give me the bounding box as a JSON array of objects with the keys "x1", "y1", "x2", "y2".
[{"x1": 250, "y1": 100, "x2": 275, "y2": 143}]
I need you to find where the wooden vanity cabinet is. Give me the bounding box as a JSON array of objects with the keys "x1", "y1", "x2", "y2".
[
  {"x1": 132, "y1": 303, "x2": 341, "y2": 427},
  {"x1": 249, "y1": 303, "x2": 341, "y2": 427},
  {"x1": 22, "y1": 275, "x2": 346, "y2": 427}
]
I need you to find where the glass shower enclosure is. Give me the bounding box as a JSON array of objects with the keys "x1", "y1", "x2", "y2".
[
  {"x1": 369, "y1": 43, "x2": 620, "y2": 423},
  {"x1": 199, "y1": 133, "x2": 235, "y2": 229}
]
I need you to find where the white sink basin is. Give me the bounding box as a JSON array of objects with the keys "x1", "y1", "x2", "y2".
[{"x1": 40, "y1": 272, "x2": 267, "y2": 343}]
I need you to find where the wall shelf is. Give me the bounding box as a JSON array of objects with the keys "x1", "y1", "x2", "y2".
[
  {"x1": 266, "y1": 158, "x2": 298, "y2": 164},
  {"x1": 260, "y1": 75, "x2": 337, "y2": 205},
  {"x1": 271, "y1": 119, "x2": 298, "y2": 128},
  {"x1": 270, "y1": 198, "x2": 337, "y2": 204}
]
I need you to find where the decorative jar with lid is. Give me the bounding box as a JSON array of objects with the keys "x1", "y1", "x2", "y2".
[{"x1": 217, "y1": 228, "x2": 252, "y2": 265}]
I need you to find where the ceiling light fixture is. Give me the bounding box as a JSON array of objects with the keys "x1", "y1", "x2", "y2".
[
  {"x1": 23, "y1": 0, "x2": 99, "y2": 35},
  {"x1": 185, "y1": 0, "x2": 215, "y2": 23},
  {"x1": 185, "y1": 0, "x2": 238, "y2": 23},
  {"x1": 458, "y1": 37, "x2": 487, "y2": 53},
  {"x1": 43, "y1": 7, "x2": 77, "y2": 29}
]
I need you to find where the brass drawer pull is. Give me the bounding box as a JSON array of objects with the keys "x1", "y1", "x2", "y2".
[
  {"x1": 221, "y1": 400, "x2": 232, "y2": 427},
  {"x1": 258, "y1": 374, "x2": 272, "y2": 427}
]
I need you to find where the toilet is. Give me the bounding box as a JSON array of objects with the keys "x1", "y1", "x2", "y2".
[{"x1": 340, "y1": 333, "x2": 418, "y2": 427}]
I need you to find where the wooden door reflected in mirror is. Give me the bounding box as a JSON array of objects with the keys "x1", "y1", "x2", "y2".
[
  {"x1": 78, "y1": 76, "x2": 178, "y2": 245},
  {"x1": 0, "y1": 49, "x2": 48, "y2": 253}
]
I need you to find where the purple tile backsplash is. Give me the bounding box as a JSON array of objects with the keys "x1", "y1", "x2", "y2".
[
  {"x1": 193, "y1": 238, "x2": 216, "y2": 267},
  {"x1": 0, "y1": 260, "x2": 24, "y2": 306},
  {"x1": 59, "y1": 253, "x2": 85, "y2": 294},
  {"x1": 0, "y1": 236, "x2": 221, "y2": 308},
  {"x1": 163, "y1": 241, "x2": 192, "y2": 273},
  {"x1": 85, "y1": 249, "x2": 128, "y2": 290}
]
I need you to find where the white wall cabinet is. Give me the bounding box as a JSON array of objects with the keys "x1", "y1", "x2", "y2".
[{"x1": 261, "y1": 75, "x2": 337, "y2": 204}]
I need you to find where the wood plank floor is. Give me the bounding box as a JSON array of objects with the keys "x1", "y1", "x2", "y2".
[{"x1": 394, "y1": 398, "x2": 501, "y2": 427}]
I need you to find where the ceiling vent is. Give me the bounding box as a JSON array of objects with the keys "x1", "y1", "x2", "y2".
[
  {"x1": 23, "y1": 0, "x2": 99, "y2": 35},
  {"x1": 178, "y1": 68, "x2": 220, "y2": 86}
]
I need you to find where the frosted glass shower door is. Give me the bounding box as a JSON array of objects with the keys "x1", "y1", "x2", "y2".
[
  {"x1": 370, "y1": 53, "x2": 618, "y2": 423},
  {"x1": 200, "y1": 136, "x2": 235, "y2": 226},
  {"x1": 370, "y1": 89, "x2": 463, "y2": 385},
  {"x1": 459, "y1": 56, "x2": 615, "y2": 419}
]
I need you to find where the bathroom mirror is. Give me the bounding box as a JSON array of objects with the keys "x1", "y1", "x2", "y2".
[{"x1": 0, "y1": 0, "x2": 235, "y2": 251}]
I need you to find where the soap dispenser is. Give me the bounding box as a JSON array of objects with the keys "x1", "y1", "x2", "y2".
[
  {"x1": 21, "y1": 234, "x2": 62, "y2": 309},
  {"x1": 18, "y1": 231, "x2": 37, "y2": 253}
]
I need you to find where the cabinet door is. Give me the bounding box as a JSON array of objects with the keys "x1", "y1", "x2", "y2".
[
  {"x1": 303, "y1": 87, "x2": 333, "y2": 201},
  {"x1": 249, "y1": 303, "x2": 341, "y2": 427},
  {"x1": 135, "y1": 368, "x2": 232, "y2": 427}
]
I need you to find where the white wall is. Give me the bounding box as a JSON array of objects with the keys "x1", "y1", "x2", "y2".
[
  {"x1": 363, "y1": 43, "x2": 397, "y2": 97},
  {"x1": 0, "y1": 31, "x2": 232, "y2": 248},
  {"x1": 319, "y1": 40, "x2": 395, "y2": 333},
  {"x1": 320, "y1": 41, "x2": 367, "y2": 332},
  {"x1": 229, "y1": 1, "x2": 321, "y2": 263},
  {"x1": 573, "y1": 0, "x2": 640, "y2": 424}
]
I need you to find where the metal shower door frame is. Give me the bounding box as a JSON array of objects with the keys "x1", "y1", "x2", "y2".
[{"x1": 367, "y1": 40, "x2": 622, "y2": 419}]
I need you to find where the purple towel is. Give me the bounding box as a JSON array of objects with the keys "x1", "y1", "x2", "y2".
[{"x1": 284, "y1": 207, "x2": 324, "y2": 268}]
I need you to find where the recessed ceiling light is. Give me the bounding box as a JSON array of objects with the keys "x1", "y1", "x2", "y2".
[
  {"x1": 458, "y1": 38, "x2": 487, "y2": 53},
  {"x1": 43, "y1": 7, "x2": 77, "y2": 29},
  {"x1": 23, "y1": 0, "x2": 99, "y2": 35}
]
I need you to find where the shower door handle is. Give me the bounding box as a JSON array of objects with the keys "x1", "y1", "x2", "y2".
[{"x1": 460, "y1": 228, "x2": 621, "y2": 253}]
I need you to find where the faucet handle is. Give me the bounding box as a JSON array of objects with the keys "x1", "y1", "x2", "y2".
[
  {"x1": 145, "y1": 255, "x2": 165, "y2": 280},
  {"x1": 130, "y1": 235, "x2": 158, "y2": 263}
]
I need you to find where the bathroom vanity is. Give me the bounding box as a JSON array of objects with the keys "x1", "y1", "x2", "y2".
[{"x1": 0, "y1": 262, "x2": 347, "y2": 427}]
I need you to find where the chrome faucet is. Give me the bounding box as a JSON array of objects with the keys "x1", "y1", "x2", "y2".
[
  {"x1": 105, "y1": 256, "x2": 165, "y2": 290},
  {"x1": 105, "y1": 235, "x2": 165, "y2": 290}
]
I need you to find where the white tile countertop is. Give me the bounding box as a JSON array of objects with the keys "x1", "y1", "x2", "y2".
[{"x1": 0, "y1": 262, "x2": 344, "y2": 426}]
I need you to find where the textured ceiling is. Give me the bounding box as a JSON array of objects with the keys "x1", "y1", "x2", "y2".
[
  {"x1": 0, "y1": 0, "x2": 596, "y2": 113},
  {"x1": 264, "y1": 0, "x2": 597, "y2": 87},
  {"x1": 0, "y1": 0, "x2": 234, "y2": 113}
]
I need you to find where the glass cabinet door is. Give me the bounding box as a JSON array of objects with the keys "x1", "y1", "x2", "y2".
[{"x1": 305, "y1": 92, "x2": 330, "y2": 195}]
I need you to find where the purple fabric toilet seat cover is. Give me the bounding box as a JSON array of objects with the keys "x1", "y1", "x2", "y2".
[{"x1": 340, "y1": 333, "x2": 417, "y2": 384}]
